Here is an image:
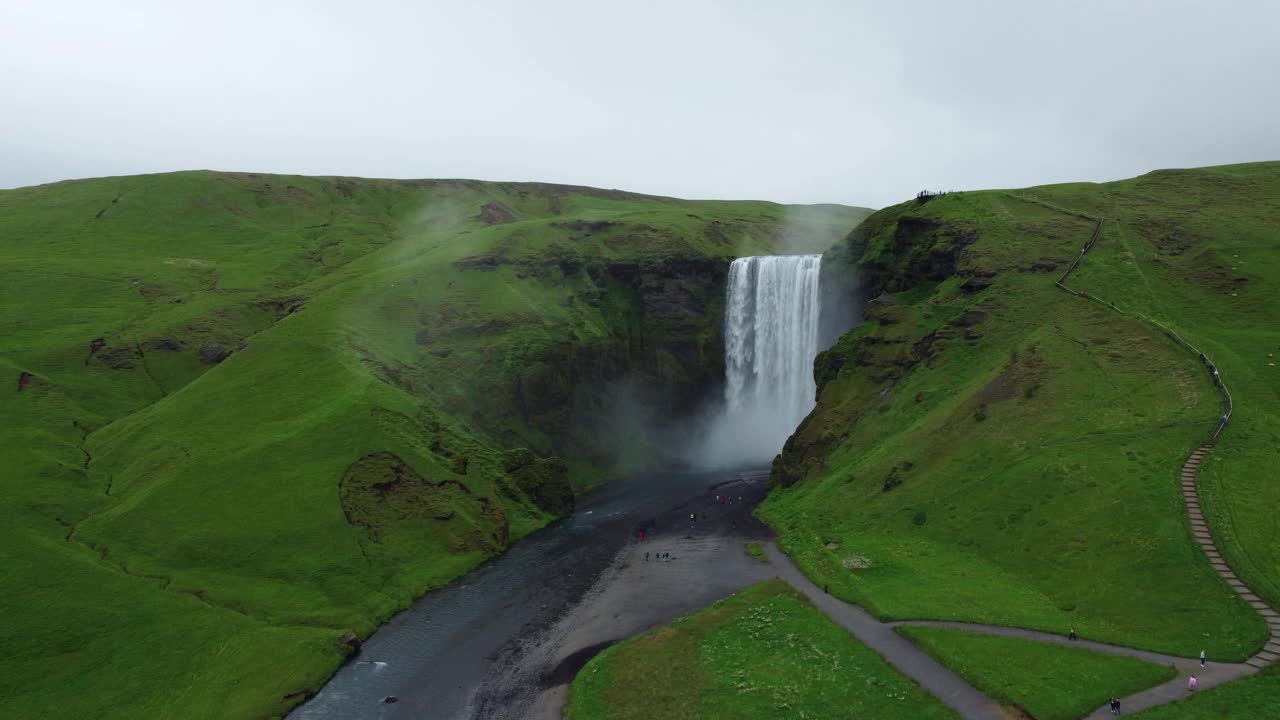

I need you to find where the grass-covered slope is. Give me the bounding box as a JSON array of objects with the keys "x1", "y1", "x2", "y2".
[
  {"x1": 897, "y1": 626, "x2": 1176, "y2": 720},
  {"x1": 761, "y1": 162, "x2": 1280, "y2": 661},
  {"x1": 0, "y1": 171, "x2": 868, "y2": 719},
  {"x1": 566, "y1": 579, "x2": 960, "y2": 720}
]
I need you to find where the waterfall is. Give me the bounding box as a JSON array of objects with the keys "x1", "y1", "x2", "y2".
[{"x1": 719, "y1": 255, "x2": 822, "y2": 461}]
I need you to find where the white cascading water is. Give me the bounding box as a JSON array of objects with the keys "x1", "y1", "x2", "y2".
[{"x1": 718, "y1": 254, "x2": 822, "y2": 462}]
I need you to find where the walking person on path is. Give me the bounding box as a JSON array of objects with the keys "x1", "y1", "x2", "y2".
[
  {"x1": 644, "y1": 552, "x2": 648, "y2": 562},
  {"x1": 1200, "y1": 649, "x2": 1206, "y2": 668},
  {"x1": 1069, "y1": 627, "x2": 1078, "y2": 641},
  {"x1": 1187, "y1": 675, "x2": 1198, "y2": 691},
  {"x1": 1110, "y1": 697, "x2": 1121, "y2": 715}
]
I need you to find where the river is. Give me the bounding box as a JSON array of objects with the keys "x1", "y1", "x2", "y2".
[{"x1": 292, "y1": 465, "x2": 774, "y2": 720}]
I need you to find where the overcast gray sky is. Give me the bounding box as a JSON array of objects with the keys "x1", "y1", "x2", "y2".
[{"x1": 3, "y1": 0, "x2": 1278, "y2": 207}]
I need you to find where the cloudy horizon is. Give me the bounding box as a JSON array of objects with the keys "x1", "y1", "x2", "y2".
[{"x1": 3, "y1": 0, "x2": 1278, "y2": 208}]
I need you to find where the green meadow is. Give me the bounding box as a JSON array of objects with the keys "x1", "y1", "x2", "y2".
[
  {"x1": 898, "y1": 626, "x2": 1176, "y2": 719},
  {"x1": 566, "y1": 580, "x2": 960, "y2": 720}
]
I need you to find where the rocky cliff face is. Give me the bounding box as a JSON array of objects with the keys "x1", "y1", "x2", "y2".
[
  {"x1": 770, "y1": 202, "x2": 987, "y2": 488},
  {"x1": 458, "y1": 251, "x2": 733, "y2": 484}
]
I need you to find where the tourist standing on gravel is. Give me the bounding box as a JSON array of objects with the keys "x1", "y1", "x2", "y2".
[{"x1": 1200, "y1": 649, "x2": 1206, "y2": 667}]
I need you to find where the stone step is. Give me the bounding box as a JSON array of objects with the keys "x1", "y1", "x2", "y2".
[
  {"x1": 1251, "y1": 601, "x2": 1272, "y2": 611},
  {"x1": 1247, "y1": 657, "x2": 1269, "y2": 668},
  {"x1": 1265, "y1": 641, "x2": 1280, "y2": 653},
  {"x1": 1227, "y1": 579, "x2": 1247, "y2": 588},
  {"x1": 1259, "y1": 608, "x2": 1279, "y2": 617},
  {"x1": 1257, "y1": 650, "x2": 1279, "y2": 661}
]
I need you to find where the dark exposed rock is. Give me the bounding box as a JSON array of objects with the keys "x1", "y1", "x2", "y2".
[
  {"x1": 199, "y1": 343, "x2": 230, "y2": 365},
  {"x1": 552, "y1": 219, "x2": 618, "y2": 235},
  {"x1": 960, "y1": 275, "x2": 994, "y2": 293},
  {"x1": 86, "y1": 338, "x2": 106, "y2": 365},
  {"x1": 502, "y1": 449, "x2": 573, "y2": 516},
  {"x1": 814, "y1": 346, "x2": 846, "y2": 388},
  {"x1": 335, "y1": 631, "x2": 361, "y2": 655},
  {"x1": 254, "y1": 296, "x2": 306, "y2": 320},
  {"x1": 96, "y1": 347, "x2": 138, "y2": 369},
  {"x1": 143, "y1": 336, "x2": 183, "y2": 352},
  {"x1": 883, "y1": 460, "x2": 913, "y2": 492}
]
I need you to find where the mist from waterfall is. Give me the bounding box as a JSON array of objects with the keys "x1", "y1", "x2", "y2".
[{"x1": 692, "y1": 254, "x2": 822, "y2": 468}]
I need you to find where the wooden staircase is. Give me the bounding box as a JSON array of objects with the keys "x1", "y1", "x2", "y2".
[{"x1": 1180, "y1": 445, "x2": 1280, "y2": 668}]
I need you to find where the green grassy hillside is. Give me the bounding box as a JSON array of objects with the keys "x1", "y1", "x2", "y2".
[
  {"x1": 566, "y1": 580, "x2": 960, "y2": 720},
  {"x1": 761, "y1": 163, "x2": 1280, "y2": 661},
  {"x1": 897, "y1": 626, "x2": 1175, "y2": 719},
  {"x1": 0, "y1": 171, "x2": 868, "y2": 719}
]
